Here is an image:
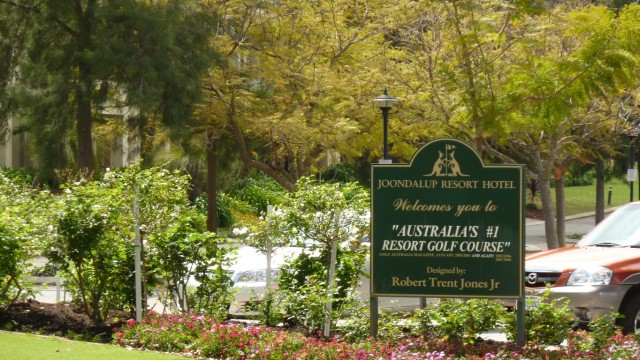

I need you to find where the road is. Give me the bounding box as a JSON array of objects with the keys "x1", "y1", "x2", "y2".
[{"x1": 525, "y1": 207, "x2": 618, "y2": 252}]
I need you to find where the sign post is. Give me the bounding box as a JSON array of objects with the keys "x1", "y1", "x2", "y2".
[{"x1": 370, "y1": 139, "x2": 525, "y2": 342}]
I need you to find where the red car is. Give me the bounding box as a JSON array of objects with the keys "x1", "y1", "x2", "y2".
[{"x1": 525, "y1": 202, "x2": 640, "y2": 333}]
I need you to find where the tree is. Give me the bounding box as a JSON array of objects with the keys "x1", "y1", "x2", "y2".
[
  {"x1": 619, "y1": 87, "x2": 640, "y2": 199},
  {"x1": 573, "y1": 97, "x2": 627, "y2": 225},
  {"x1": 0, "y1": 0, "x2": 219, "y2": 181},
  {"x1": 380, "y1": 1, "x2": 548, "y2": 157},
  {"x1": 188, "y1": 0, "x2": 388, "y2": 230},
  {"x1": 246, "y1": 177, "x2": 369, "y2": 333},
  {"x1": 383, "y1": 1, "x2": 639, "y2": 249},
  {"x1": 199, "y1": 0, "x2": 387, "y2": 192},
  {"x1": 501, "y1": 4, "x2": 639, "y2": 248},
  {"x1": 0, "y1": 2, "x2": 32, "y2": 138}
]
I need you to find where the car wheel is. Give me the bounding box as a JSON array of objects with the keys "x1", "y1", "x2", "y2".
[{"x1": 620, "y1": 294, "x2": 640, "y2": 334}]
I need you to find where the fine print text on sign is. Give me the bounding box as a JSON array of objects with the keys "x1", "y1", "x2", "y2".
[{"x1": 371, "y1": 139, "x2": 524, "y2": 299}]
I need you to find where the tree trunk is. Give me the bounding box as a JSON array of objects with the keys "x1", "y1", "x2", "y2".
[
  {"x1": 207, "y1": 136, "x2": 218, "y2": 233},
  {"x1": 555, "y1": 176, "x2": 566, "y2": 248},
  {"x1": 595, "y1": 158, "x2": 605, "y2": 224},
  {"x1": 229, "y1": 116, "x2": 297, "y2": 191},
  {"x1": 539, "y1": 174, "x2": 558, "y2": 249},
  {"x1": 76, "y1": 79, "x2": 94, "y2": 173},
  {"x1": 75, "y1": 2, "x2": 96, "y2": 174},
  {"x1": 554, "y1": 165, "x2": 566, "y2": 247}
]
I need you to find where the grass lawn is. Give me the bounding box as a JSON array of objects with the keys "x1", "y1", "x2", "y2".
[
  {"x1": 532, "y1": 178, "x2": 636, "y2": 216},
  {"x1": 0, "y1": 331, "x2": 186, "y2": 360}
]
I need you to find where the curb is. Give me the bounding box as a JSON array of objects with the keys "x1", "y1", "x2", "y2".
[
  {"x1": 564, "y1": 205, "x2": 620, "y2": 220},
  {"x1": 526, "y1": 206, "x2": 621, "y2": 226}
]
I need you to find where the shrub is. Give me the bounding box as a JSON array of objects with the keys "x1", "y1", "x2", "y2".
[
  {"x1": 0, "y1": 170, "x2": 53, "y2": 309},
  {"x1": 0, "y1": 167, "x2": 35, "y2": 187},
  {"x1": 113, "y1": 313, "x2": 640, "y2": 360},
  {"x1": 43, "y1": 165, "x2": 232, "y2": 324},
  {"x1": 549, "y1": 167, "x2": 596, "y2": 188},
  {"x1": 231, "y1": 172, "x2": 287, "y2": 215},
  {"x1": 244, "y1": 177, "x2": 369, "y2": 335},
  {"x1": 281, "y1": 274, "x2": 330, "y2": 334},
  {"x1": 114, "y1": 311, "x2": 640, "y2": 359},
  {"x1": 504, "y1": 289, "x2": 574, "y2": 344},
  {"x1": 45, "y1": 181, "x2": 133, "y2": 324},
  {"x1": 0, "y1": 224, "x2": 22, "y2": 307},
  {"x1": 150, "y1": 213, "x2": 236, "y2": 319},
  {"x1": 566, "y1": 310, "x2": 622, "y2": 353},
  {"x1": 115, "y1": 312, "x2": 308, "y2": 358},
  {"x1": 565, "y1": 169, "x2": 596, "y2": 187},
  {"x1": 277, "y1": 247, "x2": 366, "y2": 334},
  {"x1": 318, "y1": 163, "x2": 358, "y2": 184},
  {"x1": 415, "y1": 298, "x2": 507, "y2": 344},
  {"x1": 193, "y1": 192, "x2": 236, "y2": 229},
  {"x1": 244, "y1": 287, "x2": 288, "y2": 327}
]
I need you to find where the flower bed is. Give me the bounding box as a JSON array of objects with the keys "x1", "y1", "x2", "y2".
[{"x1": 114, "y1": 312, "x2": 640, "y2": 359}]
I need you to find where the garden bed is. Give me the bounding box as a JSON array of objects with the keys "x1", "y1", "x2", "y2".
[
  {"x1": 0, "y1": 300, "x2": 123, "y2": 342},
  {"x1": 3, "y1": 301, "x2": 640, "y2": 359}
]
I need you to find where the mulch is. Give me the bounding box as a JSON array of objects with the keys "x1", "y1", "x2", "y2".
[{"x1": 0, "y1": 299, "x2": 125, "y2": 342}]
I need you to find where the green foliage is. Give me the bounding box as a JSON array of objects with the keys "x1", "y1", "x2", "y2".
[
  {"x1": 279, "y1": 177, "x2": 370, "y2": 248},
  {"x1": 567, "y1": 310, "x2": 622, "y2": 353},
  {"x1": 377, "y1": 312, "x2": 414, "y2": 342},
  {"x1": 215, "y1": 193, "x2": 235, "y2": 228},
  {"x1": 0, "y1": 167, "x2": 35, "y2": 187},
  {"x1": 194, "y1": 192, "x2": 236, "y2": 229},
  {"x1": 550, "y1": 166, "x2": 597, "y2": 188},
  {"x1": 281, "y1": 274, "x2": 330, "y2": 334},
  {"x1": 279, "y1": 248, "x2": 365, "y2": 310},
  {"x1": 565, "y1": 168, "x2": 596, "y2": 187},
  {"x1": 112, "y1": 301, "x2": 640, "y2": 358},
  {"x1": 0, "y1": 224, "x2": 21, "y2": 306},
  {"x1": 319, "y1": 163, "x2": 358, "y2": 184},
  {"x1": 40, "y1": 165, "x2": 234, "y2": 324},
  {"x1": 244, "y1": 287, "x2": 288, "y2": 327},
  {"x1": 277, "y1": 247, "x2": 366, "y2": 333},
  {"x1": 231, "y1": 173, "x2": 287, "y2": 215},
  {"x1": 415, "y1": 298, "x2": 507, "y2": 344},
  {"x1": 244, "y1": 177, "x2": 369, "y2": 334},
  {"x1": 0, "y1": 169, "x2": 53, "y2": 308},
  {"x1": 183, "y1": 246, "x2": 236, "y2": 321},
  {"x1": 504, "y1": 290, "x2": 574, "y2": 345},
  {"x1": 115, "y1": 313, "x2": 308, "y2": 358},
  {"x1": 150, "y1": 213, "x2": 236, "y2": 320},
  {"x1": 333, "y1": 300, "x2": 370, "y2": 342},
  {"x1": 587, "y1": 310, "x2": 622, "y2": 351},
  {"x1": 46, "y1": 178, "x2": 134, "y2": 324},
  {"x1": 2, "y1": 0, "x2": 220, "y2": 177},
  {"x1": 338, "y1": 299, "x2": 409, "y2": 342}
]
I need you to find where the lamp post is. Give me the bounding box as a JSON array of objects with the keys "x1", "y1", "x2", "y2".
[
  {"x1": 370, "y1": 88, "x2": 398, "y2": 337},
  {"x1": 630, "y1": 130, "x2": 638, "y2": 202},
  {"x1": 373, "y1": 89, "x2": 398, "y2": 162}
]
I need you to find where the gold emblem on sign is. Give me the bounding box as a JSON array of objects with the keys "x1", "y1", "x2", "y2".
[{"x1": 425, "y1": 144, "x2": 468, "y2": 177}]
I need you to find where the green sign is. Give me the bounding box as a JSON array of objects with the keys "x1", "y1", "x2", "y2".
[{"x1": 371, "y1": 139, "x2": 524, "y2": 298}]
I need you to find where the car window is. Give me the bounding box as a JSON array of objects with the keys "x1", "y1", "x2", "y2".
[
  {"x1": 237, "y1": 271, "x2": 259, "y2": 282},
  {"x1": 235, "y1": 269, "x2": 280, "y2": 283},
  {"x1": 578, "y1": 204, "x2": 640, "y2": 247}
]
